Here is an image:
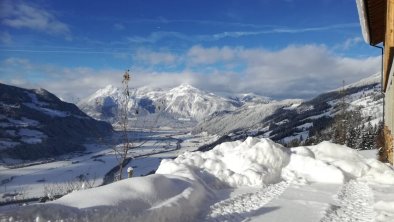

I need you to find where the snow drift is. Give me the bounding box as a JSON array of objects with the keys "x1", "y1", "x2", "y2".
[
  {"x1": 157, "y1": 137, "x2": 290, "y2": 187},
  {"x1": 4, "y1": 174, "x2": 211, "y2": 222},
  {"x1": 158, "y1": 138, "x2": 394, "y2": 186},
  {"x1": 287, "y1": 141, "x2": 394, "y2": 184},
  {"x1": 3, "y1": 138, "x2": 394, "y2": 221}
]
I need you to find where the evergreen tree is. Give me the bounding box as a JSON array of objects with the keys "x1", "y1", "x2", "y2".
[{"x1": 331, "y1": 81, "x2": 348, "y2": 145}]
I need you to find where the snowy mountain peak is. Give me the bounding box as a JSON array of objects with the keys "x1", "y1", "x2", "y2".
[
  {"x1": 170, "y1": 83, "x2": 200, "y2": 93},
  {"x1": 178, "y1": 83, "x2": 194, "y2": 88},
  {"x1": 82, "y1": 85, "x2": 122, "y2": 104},
  {"x1": 97, "y1": 84, "x2": 119, "y2": 95}
]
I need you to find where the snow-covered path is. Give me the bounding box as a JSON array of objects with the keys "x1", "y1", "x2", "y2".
[
  {"x1": 205, "y1": 180, "x2": 378, "y2": 222},
  {"x1": 206, "y1": 181, "x2": 289, "y2": 221},
  {"x1": 321, "y1": 180, "x2": 375, "y2": 222}
]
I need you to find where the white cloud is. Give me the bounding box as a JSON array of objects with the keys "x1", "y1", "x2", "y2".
[
  {"x1": 235, "y1": 45, "x2": 378, "y2": 97},
  {"x1": 0, "y1": 0, "x2": 70, "y2": 37},
  {"x1": 0, "y1": 58, "x2": 121, "y2": 102},
  {"x1": 334, "y1": 37, "x2": 363, "y2": 50},
  {"x1": 343, "y1": 37, "x2": 362, "y2": 49},
  {"x1": 0, "y1": 45, "x2": 380, "y2": 101},
  {"x1": 187, "y1": 45, "x2": 236, "y2": 65},
  {"x1": 147, "y1": 45, "x2": 379, "y2": 98}
]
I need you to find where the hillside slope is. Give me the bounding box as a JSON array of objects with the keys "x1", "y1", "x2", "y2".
[
  {"x1": 0, "y1": 83, "x2": 113, "y2": 161},
  {"x1": 194, "y1": 73, "x2": 382, "y2": 146},
  {"x1": 193, "y1": 99, "x2": 303, "y2": 136}
]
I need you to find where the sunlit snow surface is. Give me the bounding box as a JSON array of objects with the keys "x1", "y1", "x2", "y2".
[{"x1": 1, "y1": 137, "x2": 394, "y2": 222}]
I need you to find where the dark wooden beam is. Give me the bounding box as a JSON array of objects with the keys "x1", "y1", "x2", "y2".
[
  {"x1": 384, "y1": 0, "x2": 394, "y2": 91},
  {"x1": 365, "y1": 0, "x2": 386, "y2": 45}
]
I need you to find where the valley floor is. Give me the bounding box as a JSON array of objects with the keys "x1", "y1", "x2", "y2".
[{"x1": 0, "y1": 128, "x2": 217, "y2": 204}]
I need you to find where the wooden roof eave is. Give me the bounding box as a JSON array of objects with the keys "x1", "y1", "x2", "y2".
[{"x1": 357, "y1": 0, "x2": 386, "y2": 46}]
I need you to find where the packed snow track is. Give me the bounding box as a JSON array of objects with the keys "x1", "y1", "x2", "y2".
[
  {"x1": 321, "y1": 180, "x2": 375, "y2": 222},
  {"x1": 206, "y1": 181, "x2": 290, "y2": 222}
]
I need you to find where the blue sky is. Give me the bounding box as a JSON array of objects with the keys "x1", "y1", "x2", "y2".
[{"x1": 0, "y1": 0, "x2": 381, "y2": 101}]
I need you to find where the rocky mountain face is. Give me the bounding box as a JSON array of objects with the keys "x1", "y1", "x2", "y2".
[
  {"x1": 0, "y1": 83, "x2": 113, "y2": 161},
  {"x1": 77, "y1": 84, "x2": 270, "y2": 124}
]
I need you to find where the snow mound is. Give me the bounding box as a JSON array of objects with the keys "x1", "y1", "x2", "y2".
[
  {"x1": 285, "y1": 142, "x2": 394, "y2": 184},
  {"x1": 7, "y1": 174, "x2": 210, "y2": 222},
  {"x1": 54, "y1": 174, "x2": 199, "y2": 209},
  {"x1": 158, "y1": 138, "x2": 394, "y2": 186},
  {"x1": 283, "y1": 153, "x2": 345, "y2": 183},
  {"x1": 157, "y1": 137, "x2": 290, "y2": 187}
]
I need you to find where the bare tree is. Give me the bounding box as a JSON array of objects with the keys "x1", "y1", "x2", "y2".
[
  {"x1": 112, "y1": 70, "x2": 132, "y2": 181},
  {"x1": 111, "y1": 70, "x2": 167, "y2": 181}
]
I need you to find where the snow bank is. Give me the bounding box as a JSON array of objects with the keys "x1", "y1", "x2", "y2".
[
  {"x1": 285, "y1": 141, "x2": 394, "y2": 184},
  {"x1": 308, "y1": 142, "x2": 371, "y2": 179},
  {"x1": 157, "y1": 138, "x2": 394, "y2": 186},
  {"x1": 157, "y1": 137, "x2": 290, "y2": 187},
  {"x1": 283, "y1": 154, "x2": 345, "y2": 183},
  {"x1": 4, "y1": 174, "x2": 211, "y2": 222}
]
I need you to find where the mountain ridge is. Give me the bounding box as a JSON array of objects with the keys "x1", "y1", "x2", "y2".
[
  {"x1": 194, "y1": 73, "x2": 382, "y2": 148},
  {"x1": 0, "y1": 83, "x2": 113, "y2": 161}
]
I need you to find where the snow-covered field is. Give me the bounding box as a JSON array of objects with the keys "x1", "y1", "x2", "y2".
[
  {"x1": 1, "y1": 137, "x2": 394, "y2": 222},
  {"x1": 0, "y1": 129, "x2": 218, "y2": 204}
]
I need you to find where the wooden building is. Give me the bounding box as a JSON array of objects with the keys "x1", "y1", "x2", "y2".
[{"x1": 357, "y1": 0, "x2": 394, "y2": 164}]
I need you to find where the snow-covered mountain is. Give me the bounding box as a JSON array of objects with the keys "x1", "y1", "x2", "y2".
[
  {"x1": 194, "y1": 73, "x2": 383, "y2": 146},
  {"x1": 78, "y1": 84, "x2": 269, "y2": 124},
  {"x1": 77, "y1": 85, "x2": 125, "y2": 121},
  {"x1": 0, "y1": 83, "x2": 113, "y2": 160},
  {"x1": 222, "y1": 92, "x2": 271, "y2": 104},
  {"x1": 160, "y1": 84, "x2": 242, "y2": 121},
  {"x1": 77, "y1": 73, "x2": 382, "y2": 145},
  {"x1": 192, "y1": 99, "x2": 303, "y2": 136}
]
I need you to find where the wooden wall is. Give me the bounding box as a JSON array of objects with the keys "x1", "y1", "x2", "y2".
[
  {"x1": 384, "y1": 0, "x2": 394, "y2": 91},
  {"x1": 385, "y1": 0, "x2": 394, "y2": 164},
  {"x1": 384, "y1": 73, "x2": 394, "y2": 164}
]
